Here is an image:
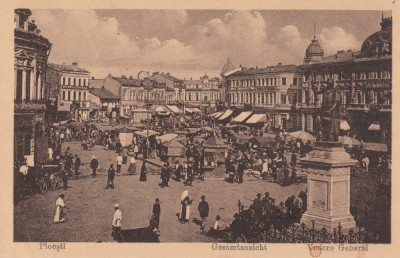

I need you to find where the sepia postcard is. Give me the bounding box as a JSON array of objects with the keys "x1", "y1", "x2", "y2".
[{"x1": 0, "y1": 0, "x2": 398, "y2": 257}]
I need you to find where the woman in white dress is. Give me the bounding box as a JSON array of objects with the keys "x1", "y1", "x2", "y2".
[
  {"x1": 179, "y1": 190, "x2": 192, "y2": 223},
  {"x1": 54, "y1": 194, "x2": 67, "y2": 223}
]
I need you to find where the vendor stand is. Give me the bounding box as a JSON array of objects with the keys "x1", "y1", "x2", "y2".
[
  {"x1": 202, "y1": 135, "x2": 227, "y2": 168},
  {"x1": 161, "y1": 139, "x2": 185, "y2": 163}
]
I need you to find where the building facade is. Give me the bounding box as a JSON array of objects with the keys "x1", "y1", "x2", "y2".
[
  {"x1": 14, "y1": 9, "x2": 52, "y2": 165},
  {"x1": 88, "y1": 87, "x2": 120, "y2": 121},
  {"x1": 301, "y1": 16, "x2": 392, "y2": 143},
  {"x1": 183, "y1": 74, "x2": 221, "y2": 112},
  {"x1": 225, "y1": 64, "x2": 303, "y2": 130},
  {"x1": 47, "y1": 62, "x2": 91, "y2": 122}
]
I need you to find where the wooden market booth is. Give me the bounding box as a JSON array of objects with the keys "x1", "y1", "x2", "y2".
[{"x1": 202, "y1": 135, "x2": 227, "y2": 168}]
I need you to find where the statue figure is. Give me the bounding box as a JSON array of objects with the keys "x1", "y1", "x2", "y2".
[{"x1": 316, "y1": 80, "x2": 341, "y2": 142}]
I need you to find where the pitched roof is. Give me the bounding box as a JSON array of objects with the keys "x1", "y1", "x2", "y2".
[
  {"x1": 89, "y1": 87, "x2": 120, "y2": 100},
  {"x1": 48, "y1": 63, "x2": 90, "y2": 74},
  {"x1": 204, "y1": 135, "x2": 226, "y2": 146},
  {"x1": 110, "y1": 76, "x2": 141, "y2": 86},
  {"x1": 89, "y1": 79, "x2": 104, "y2": 88},
  {"x1": 227, "y1": 64, "x2": 302, "y2": 77}
]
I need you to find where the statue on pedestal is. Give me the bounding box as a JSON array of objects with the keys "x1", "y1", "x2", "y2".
[{"x1": 315, "y1": 80, "x2": 341, "y2": 142}]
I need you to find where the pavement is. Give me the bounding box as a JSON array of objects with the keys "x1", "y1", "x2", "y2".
[{"x1": 14, "y1": 141, "x2": 307, "y2": 242}]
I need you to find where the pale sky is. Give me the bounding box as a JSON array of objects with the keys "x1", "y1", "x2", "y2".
[{"x1": 31, "y1": 10, "x2": 389, "y2": 80}]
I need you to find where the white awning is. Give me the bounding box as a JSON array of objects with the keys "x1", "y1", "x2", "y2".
[
  {"x1": 340, "y1": 120, "x2": 350, "y2": 131},
  {"x1": 191, "y1": 108, "x2": 201, "y2": 113},
  {"x1": 211, "y1": 111, "x2": 224, "y2": 118},
  {"x1": 167, "y1": 105, "x2": 181, "y2": 113},
  {"x1": 368, "y1": 123, "x2": 380, "y2": 131},
  {"x1": 185, "y1": 108, "x2": 194, "y2": 113},
  {"x1": 218, "y1": 109, "x2": 233, "y2": 120},
  {"x1": 232, "y1": 111, "x2": 253, "y2": 122},
  {"x1": 246, "y1": 114, "x2": 267, "y2": 124}
]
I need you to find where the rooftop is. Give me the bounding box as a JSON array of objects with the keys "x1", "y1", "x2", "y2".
[
  {"x1": 227, "y1": 64, "x2": 302, "y2": 77},
  {"x1": 89, "y1": 87, "x2": 120, "y2": 100},
  {"x1": 48, "y1": 63, "x2": 90, "y2": 74}
]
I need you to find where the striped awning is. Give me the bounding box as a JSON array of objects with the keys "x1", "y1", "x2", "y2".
[
  {"x1": 232, "y1": 111, "x2": 253, "y2": 122},
  {"x1": 246, "y1": 114, "x2": 267, "y2": 124}
]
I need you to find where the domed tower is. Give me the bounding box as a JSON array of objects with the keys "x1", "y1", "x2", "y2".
[
  {"x1": 361, "y1": 14, "x2": 392, "y2": 57},
  {"x1": 221, "y1": 57, "x2": 235, "y2": 76},
  {"x1": 304, "y1": 23, "x2": 324, "y2": 64}
]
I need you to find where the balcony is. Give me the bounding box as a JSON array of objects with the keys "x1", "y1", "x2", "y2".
[{"x1": 14, "y1": 100, "x2": 47, "y2": 112}]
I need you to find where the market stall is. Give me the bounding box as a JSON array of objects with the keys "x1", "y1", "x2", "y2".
[
  {"x1": 118, "y1": 127, "x2": 135, "y2": 147},
  {"x1": 161, "y1": 139, "x2": 185, "y2": 163},
  {"x1": 203, "y1": 135, "x2": 227, "y2": 168}
]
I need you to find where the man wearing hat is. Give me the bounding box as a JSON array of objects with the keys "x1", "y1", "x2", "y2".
[
  {"x1": 262, "y1": 192, "x2": 272, "y2": 207},
  {"x1": 150, "y1": 198, "x2": 161, "y2": 230},
  {"x1": 253, "y1": 193, "x2": 263, "y2": 217},
  {"x1": 112, "y1": 203, "x2": 123, "y2": 242},
  {"x1": 198, "y1": 195, "x2": 209, "y2": 231}
]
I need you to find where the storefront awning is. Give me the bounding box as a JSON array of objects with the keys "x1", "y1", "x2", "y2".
[
  {"x1": 166, "y1": 105, "x2": 181, "y2": 114},
  {"x1": 186, "y1": 107, "x2": 201, "y2": 113},
  {"x1": 232, "y1": 111, "x2": 253, "y2": 122},
  {"x1": 218, "y1": 109, "x2": 233, "y2": 120},
  {"x1": 210, "y1": 111, "x2": 224, "y2": 118},
  {"x1": 362, "y1": 142, "x2": 388, "y2": 152},
  {"x1": 368, "y1": 123, "x2": 380, "y2": 131},
  {"x1": 340, "y1": 120, "x2": 350, "y2": 131},
  {"x1": 246, "y1": 114, "x2": 267, "y2": 124}
]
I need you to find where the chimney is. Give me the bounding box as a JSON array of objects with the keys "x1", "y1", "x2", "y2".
[
  {"x1": 91, "y1": 76, "x2": 94, "y2": 80},
  {"x1": 129, "y1": 75, "x2": 133, "y2": 79},
  {"x1": 121, "y1": 75, "x2": 126, "y2": 78},
  {"x1": 278, "y1": 62, "x2": 282, "y2": 66},
  {"x1": 108, "y1": 73, "x2": 111, "y2": 77},
  {"x1": 72, "y1": 62, "x2": 78, "y2": 67}
]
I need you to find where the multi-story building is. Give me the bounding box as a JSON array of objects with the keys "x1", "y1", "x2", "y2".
[
  {"x1": 102, "y1": 75, "x2": 168, "y2": 119},
  {"x1": 14, "y1": 9, "x2": 52, "y2": 164},
  {"x1": 225, "y1": 64, "x2": 303, "y2": 130},
  {"x1": 88, "y1": 86, "x2": 120, "y2": 121},
  {"x1": 301, "y1": 16, "x2": 392, "y2": 143},
  {"x1": 47, "y1": 62, "x2": 91, "y2": 122},
  {"x1": 149, "y1": 72, "x2": 185, "y2": 106},
  {"x1": 183, "y1": 74, "x2": 221, "y2": 112}
]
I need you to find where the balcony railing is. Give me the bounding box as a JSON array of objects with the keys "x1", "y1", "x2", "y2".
[{"x1": 14, "y1": 100, "x2": 47, "y2": 112}]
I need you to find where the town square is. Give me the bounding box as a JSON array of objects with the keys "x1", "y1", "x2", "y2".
[{"x1": 13, "y1": 9, "x2": 391, "y2": 243}]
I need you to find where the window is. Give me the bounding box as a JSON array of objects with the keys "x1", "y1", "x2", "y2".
[
  {"x1": 62, "y1": 91, "x2": 66, "y2": 100},
  {"x1": 83, "y1": 79, "x2": 86, "y2": 86},
  {"x1": 73, "y1": 78, "x2": 76, "y2": 86},
  {"x1": 281, "y1": 94, "x2": 286, "y2": 104},
  {"x1": 68, "y1": 91, "x2": 71, "y2": 101},
  {"x1": 78, "y1": 92, "x2": 81, "y2": 101},
  {"x1": 63, "y1": 78, "x2": 66, "y2": 85},
  {"x1": 79, "y1": 79, "x2": 81, "y2": 86},
  {"x1": 293, "y1": 78, "x2": 298, "y2": 86},
  {"x1": 83, "y1": 92, "x2": 86, "y2": 101},
  {"x1": 73, "y1": 92, "x2": 76, "y2": 101},
  {"x1": 282, "y1": 78, "x2": 286, "y2": 85},
  {"x1": 68, "y1": 78, "x2": 71, "y2": 85}
]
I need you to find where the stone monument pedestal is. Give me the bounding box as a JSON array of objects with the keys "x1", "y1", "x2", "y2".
[{"x1": 300, "y1": 141, "x2": 357, "y2": 232}]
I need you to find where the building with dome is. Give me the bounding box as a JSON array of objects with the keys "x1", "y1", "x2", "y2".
[
  {"x1": 300, "y1": 15, "x2": 392, "y2": 144},
  {"x1": 14, "y1": 9, "x2": 52, "y2": 165}
]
